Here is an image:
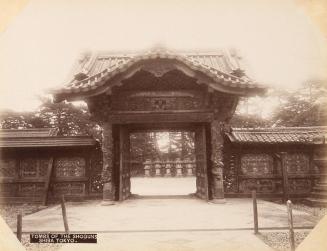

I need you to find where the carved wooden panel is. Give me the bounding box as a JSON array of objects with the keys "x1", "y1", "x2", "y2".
[
  {"x1": 112, "y1": 91, "x2": 206, "y2": 111},
  {"x1": 119, "y1": 127, "x2": 131, "y2": 201},
  {"x1": 54, "y1": 157, "x2": 85, "y2": 177},
  {"x1": 240, "y1": 154, "x2": 273, "y2": 176},
  {"x1": 39, "y1": 159, "x2": 49, "y2": 176},
  {"x1": 89, "y1": 150, "x2": 103, "y2": 193},
  {"x1": 20, "y1": 158, "x2": 38, "y2": 177},
  {"x1": 194, "y1": 125, "x2": 208, "y2": 200},
  {"x1": 224, "y1": 153, "x2": 238, "y2": 193},
  {"x1": 141, "y1": 61, "x2": 176, "y2": 77},
  {"x1": 210, "y1": 120, "x2": 225, "y2": 199},
  {"x1": 284, "y1": 153, "x2": 310, "y2": 174},
  {"x1": 288, "y1": 179, "x2": 311, "y2": 193},
  {"x1": 239, "y1": 179, "x2": 283, "y2": 193},
  {"x1": 313, "y1": 179, "x2": 321, "y2": 186},
  {"x1": 18, "y1": 183, "x2": 44, "y2": 196},
  {"x1": 19, "y1": 158, "x2": 49, "y2": 178},
  {"x1": 52, "y1": 182, "x2": 85, "y2": 196},
  {"x1": 0, "y1": 183, "x2": 17, "y2": 196},
  {"x1": 0, "y1": 159, "x2": 16, "y2": 177}
]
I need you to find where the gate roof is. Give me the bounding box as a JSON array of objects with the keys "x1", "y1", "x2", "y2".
[
  {"x1": 0, "y1": 128, "x2": 97, "y2": 148},
  {"x1": 52, "y1": 48, "x2": 266, "y2": 102},
  {"x1": 225, "y1": 126, "x2": 327, "y2": 145}
]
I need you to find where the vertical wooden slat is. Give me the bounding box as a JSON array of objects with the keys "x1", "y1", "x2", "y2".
[
  {"x1": 119, "y1": 126, "x2": 131, "y2": 201},
  {"x1": 85, "y1": 152, "x2": 91, "y2": 197},
  {"x1": 194, "y1": 125, "x2": 208, "y2": 201},
  {"x1": 235, "y1": 152, "x2": 240, "y2": 193},
  {"x1": 119, "y1": 127, "x2": 124, "y2": 201},
  {"x1": 42, "y1": 157, "x2": 54, "y2": 206},
  {"x1": 281, "y1": 152, "x2": 290, "y2": 202},
  {"x1": 202, "y1": 125, "x2": 209, "y2": 201}
]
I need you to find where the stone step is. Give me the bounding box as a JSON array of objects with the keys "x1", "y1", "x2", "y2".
[
  {"x1": 314, "y1": 183, "x2": 327, "y2": 191},
  {"x1": 309, "y1": 192, "x2": 327, "y2": 199},
  {"x1": 313, "y1": 186, "x2": 327, "y2": 193},
  {"x1": 317, "y1": 190, "x2": 327, "y2": 194},
  {"x1": 304, "y1": 197, "x2": 327, "y2": 207}
]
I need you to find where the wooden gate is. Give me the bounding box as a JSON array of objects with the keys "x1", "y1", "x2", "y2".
[
  {"x1": 194, "y1": 125, "x2": 209, "y2": 200},
  {"x1": 119, "y1": 126, "x2": 131, "y2": 201}
]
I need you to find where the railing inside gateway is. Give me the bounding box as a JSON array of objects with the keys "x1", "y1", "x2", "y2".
[{"x1": 130, "y1": 159, "x2": 196, "y2": 177}]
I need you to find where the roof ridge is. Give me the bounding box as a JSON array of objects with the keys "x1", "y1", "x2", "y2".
[
  {"x1": 86, "y1": 48, "x2": 236, "y2": 58},
  {"x1": 227, "y1": 127, "x2": 327, "y2": 145},
  {"x1": 232, "y1": 126, "x2": 327, "y2": 131},
  {"x1": 0, "y1": 128, "x2": 59, "y2": 137},
  {"x1": 0, "y1": 128, "x2": 56, "y2": 131},
  {"x1": 53, "y1": 47, "x2": 267, "y2": 101}
]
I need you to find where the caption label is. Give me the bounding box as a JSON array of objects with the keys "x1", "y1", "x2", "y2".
[{"x1": 30, "y1": 233, "x2": 97, "y2": 243}]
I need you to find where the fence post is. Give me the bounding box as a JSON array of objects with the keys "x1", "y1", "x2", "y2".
[
  {"x1": 287, "y1": 200, "x2": 295, "y2": 251},
  {"x1": 61, "y1": 195, "x2": 70, "y2": 233},
  {"x1": 16, "y1": 214, "x2": 22, "y2": 242},
  {"x1": 252, "y1": 190, "x2": 259, "y2": 234}
]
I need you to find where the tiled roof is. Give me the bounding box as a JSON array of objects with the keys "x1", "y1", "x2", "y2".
[
  {"x1": 0, "y1": 128, "x2": 58, "y2": 138},
  {"x1": 52, "y1": 48, "x2": 266, "y2": 101},
  {"x1": 0, "y1": 136, "x2": 97, "y2": 148},
  {"x1": 225, "y1": 126, "x2": 327, "y2": 144},
  {"x1": 0, "y1": 128, "x2": 97, "y2": 148}
]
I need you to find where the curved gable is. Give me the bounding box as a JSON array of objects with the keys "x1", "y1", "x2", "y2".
[{"x1": 52, "y1": 49, "x2": 266, "y2": 102}]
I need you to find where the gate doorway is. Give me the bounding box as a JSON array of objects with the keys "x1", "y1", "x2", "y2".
[{"x1": 112, "y1": 123, "x2": 210, "y2": 201}]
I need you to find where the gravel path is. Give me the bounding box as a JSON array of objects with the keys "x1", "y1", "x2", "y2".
[
  {"x1": 1, "y1": 201, "x2": 325, "y2": 251},
  {"x1": 292, "y1": 203, "x2": 327, "y2": 220},
  {"x1": 0, "y1": 204, "x2": 47, "y2": 226},
  {"x1": 257, "y1": 201, "x2": 326, "y2": 251},
  {"x1": 21, "y1": 234, "x2": 62, "y2": 251},
  {"x1": 0, "y1": 204, "x2": 62, "y2": 251},
  {"x1": 258, "y1": 231, "x2": 309, "y2": 251}
]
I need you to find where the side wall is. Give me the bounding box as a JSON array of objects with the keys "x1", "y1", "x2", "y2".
[
  {"x1": 223, "y1": 141, "x2": 322, "y2": 199},
  {"x1": 0, "y1": 146, "x2": 103, "y2": 204}
]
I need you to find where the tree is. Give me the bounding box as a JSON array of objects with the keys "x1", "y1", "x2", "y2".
[
  {"x1": 0, "y1": 96, "x2": 102, "y2": 138},
  {"x1": 230, "y1": 113, "x2": 271, "y2": 128},
  {"x1": 35, "y1": 97, "x2": 95, "y2": 136},
  {"x1": 130, "y1": 131, "x2": 195, "y2": 162},
  {"x1": 271, "y1": 80, "x2": 327, "y2": 127},
  {"x1": 0, "y1": 110, "x2": 32, "y2": 129}
]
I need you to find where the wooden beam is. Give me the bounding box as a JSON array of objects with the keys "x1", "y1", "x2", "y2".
[
  {"x1": 42, "y1": 157, "x2": 54, "y2": 206},
  {"x1": 108, "y1": 112, "x2": 214, "y2": 124},
  {"x1": 280, "y1": 152, "x2": 290, "y2": 202}
]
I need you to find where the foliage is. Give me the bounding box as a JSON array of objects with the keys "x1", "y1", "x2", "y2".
[
  {"x1": 0, "y1": 110, "x2": 36, "y2": 129},
  {"x1": 0, "y1": 96, "x2": 102, "y2": 137},
  {"x1": 130, "y1": 131, "x2": 195, "y2": 162},
  {"x1": 232, "y1": 79, "x2": 327, "y2": 128},
  {"x1": 271, "y1": 80, "x2": 327, "y2": 127},
  {"x1": 230, "y1": 113, "x2": 271, "y2": 128}
]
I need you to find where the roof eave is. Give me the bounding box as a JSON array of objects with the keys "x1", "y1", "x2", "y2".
[{"x1": 52, "y1": 54, "x2": 267, "y2": 102}]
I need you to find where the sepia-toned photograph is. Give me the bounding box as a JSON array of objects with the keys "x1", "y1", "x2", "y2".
[{"x1": 0, "y1": 0, "x2": 326, "y2": 250}]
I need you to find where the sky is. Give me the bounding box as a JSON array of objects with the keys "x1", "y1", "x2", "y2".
[{"x1": 0, "y1": 0, "x2": 326, "y2": 112}]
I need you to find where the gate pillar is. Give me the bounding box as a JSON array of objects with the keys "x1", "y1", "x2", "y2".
[
  {"x1": 101, "y1": 122, "x2": 115, "y2": 205},
  {"x1": 210, "y1": 120, "x2": 226, "y2": 203}
]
